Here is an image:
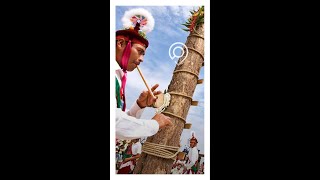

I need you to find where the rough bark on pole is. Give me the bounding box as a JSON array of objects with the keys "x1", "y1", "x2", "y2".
[{"x1": 134, "y1": 20, "x2": 204, "y2": 174}]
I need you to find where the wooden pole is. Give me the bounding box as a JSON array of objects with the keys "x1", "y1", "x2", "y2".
[{"x1": 134, "y1": 22, "x2": 204, "y2": 174}]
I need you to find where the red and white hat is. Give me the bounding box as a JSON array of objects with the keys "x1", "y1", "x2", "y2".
[{"x1": 116, "y1": 8, "x2": 155, "y2": 48}]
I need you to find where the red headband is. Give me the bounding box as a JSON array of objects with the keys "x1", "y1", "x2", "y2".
[{"x1": 116, "y1": 35, "x2": 146, "y2": 48}]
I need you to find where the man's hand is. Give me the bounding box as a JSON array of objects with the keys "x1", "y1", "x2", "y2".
[
  {"x1": 136, "y1": 84, "x2": 162, "y2": 108},
  {"x1": 152, "y1": 113, "x2": 173, "y2": 128},
  {"x1": 122, "y1": 158, "x2": 128, "y2": 163},
  {"x1": 122, "y1": 157, "x2": 131, "y2": 163}
]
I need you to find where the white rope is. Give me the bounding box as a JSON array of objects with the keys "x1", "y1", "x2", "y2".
[{"x1": 155, "y1": 93, "x2": 171, "y2": 114}]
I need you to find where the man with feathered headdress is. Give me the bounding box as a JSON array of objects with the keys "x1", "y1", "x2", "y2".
[
  {"x1": 115, "y1": 8, "x2": 173, "y2": 140},
  {"x1": 183, "y1": 131, "x2": 199, "y2": 174}
]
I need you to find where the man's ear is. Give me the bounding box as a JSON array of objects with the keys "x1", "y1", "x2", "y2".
[{"x1": 116, "y1": 38, "x2": 126, "y2": 48}]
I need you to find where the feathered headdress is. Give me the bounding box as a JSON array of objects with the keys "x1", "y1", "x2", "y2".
[
  {"x1": 190, "y1": 131, "x2": 198, "y2": 143},
  {"x1": 122, "y1": 8, "x2": 155, "y2": 34},
  {"x1": 116, "y1": 8, "x2": 155, "y2": 48}
]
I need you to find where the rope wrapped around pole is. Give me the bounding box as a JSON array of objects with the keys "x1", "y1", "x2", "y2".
[
  {"x1": 189, "y1": 34, "x2": 204, "y2": 39},
  {"x1": 162, "y1": 111, "x2": 186, "y2": 123},
  {"x1": 187, "y1": 47, "x2": 204, "y2": 61},
  {"x1": 173, "y1": 69, "x2": 199, "y2": 79},
  {"x1": 142, "y1": 142, "x2": 180, "y2": 160},
  {"x1": 168, "y1": 92, "x2": 193, "y2": 100}
]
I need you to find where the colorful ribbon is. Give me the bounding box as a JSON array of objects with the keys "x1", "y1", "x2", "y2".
[{"x1": 119, "y1": 40, "x2": 132, "y2": 111}]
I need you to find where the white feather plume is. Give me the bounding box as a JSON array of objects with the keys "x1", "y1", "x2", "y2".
[
  {"x1": 121, "y1": 8, "x2": 155, "y2": 33},
  {"x1": 190, "y1": 131, "x2": 196, "y2": 139}
]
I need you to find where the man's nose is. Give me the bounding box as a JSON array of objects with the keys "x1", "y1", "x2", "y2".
[{"x1": 138, "y1": 55, "x2": 144, "y2": 62}]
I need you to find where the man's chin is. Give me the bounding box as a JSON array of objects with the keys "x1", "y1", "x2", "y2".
[{"x1": 127, "y1": 66, "x2": 136, "y2": 72}]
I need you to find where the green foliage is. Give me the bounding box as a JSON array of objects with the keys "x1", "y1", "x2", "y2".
[{"x1": 182, "y1": 6, "x2": 205, "y2": 32}]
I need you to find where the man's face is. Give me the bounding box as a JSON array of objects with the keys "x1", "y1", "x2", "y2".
[
  {"x1": 116, "y1": 39, "x2": 146, "y2": 72},
  {"x1": 190, "y1": 139, "x2": 197, "y2": 148},
  {"x1": 127, "y1": 43, "x2": 146, "y2": 71}
]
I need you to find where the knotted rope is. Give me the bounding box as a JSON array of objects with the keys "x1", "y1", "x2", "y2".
[{"x1": 142, "y1": 142, "x2": 180, "y2": 160}]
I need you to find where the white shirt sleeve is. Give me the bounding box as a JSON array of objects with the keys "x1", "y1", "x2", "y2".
[
  {"x1": 126, "y1": 101, "x2": 144, "y2": 118},
  {"x1": 116, "y1": 108, "x2": 159, "y2": 140},
  {"x1": 186, "y1": 147, "x2": 199, "y2": 169}
]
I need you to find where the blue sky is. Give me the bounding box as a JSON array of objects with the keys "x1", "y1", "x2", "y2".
[{"x1": 116, "y1": 6, "x2": 205, "y2": 155}]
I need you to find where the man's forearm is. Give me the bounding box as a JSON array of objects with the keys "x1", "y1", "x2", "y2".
[{"x1": 124, "y1": 154, "x2": 140, "y2": 161}]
